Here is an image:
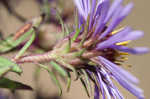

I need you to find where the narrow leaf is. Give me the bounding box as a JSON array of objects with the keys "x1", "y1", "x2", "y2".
[
  {"x1": 0, "y1": 56, "x2": 22, "y2": 76},
  {"x1": 80, "y1": 78, "x2": 90, "y2": 97},
  {"x1": 15, "y1": 32, "x2": 35, "y2": 59},
  {"x1": 56, "y1": 10, "x2": 65, "y2": 36},
  {"x1": 0, "y1": 67, "x2": 11, "y2": 77},
  {"x1": 81, "y1": 69, "x2": 92, "y2": 97},
  {"x1": 50, "y1": 61, "x2": 71, "y2": 92},
  {"x1": 66, "y1": 72, "x2": 71, "y2": 92},
  {"x1": 72, "y1": 27, "x2": 81, "y2": 42},
  {"x1": 65, "y1": 37, "x2": 71, "y2": 53},
  {"x1": 55, "y1": 57, "x2": 78, "y2": 80},
  {"x1": 37, "y1": 63, "x2": 62, "y2": 95},
  {"x1": 0, "y1": 77, "x2": 32, "y2": 92},
  {"x1": 50, "y1": 61, "x2": 67, "y2": 77},
  {"x1": 0, "y1": 28, "x2": 34, "y2": 53}
]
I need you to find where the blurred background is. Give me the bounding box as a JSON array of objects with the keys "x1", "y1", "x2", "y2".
[{"x1": 0, "y1": 0, "x2": 149, "y2": 99}]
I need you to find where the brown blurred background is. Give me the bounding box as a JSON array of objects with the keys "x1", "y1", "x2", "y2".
[{"x1": 0, "y1": 0, "x2": 150, "y2": 99}]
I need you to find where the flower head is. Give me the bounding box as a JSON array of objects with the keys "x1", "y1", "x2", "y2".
[{"x1": 72, "y1": 0, "x2": 149, "y2": 99}]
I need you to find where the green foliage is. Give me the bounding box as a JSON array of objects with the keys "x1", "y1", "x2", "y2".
[
  {"x1": 50, "y1": 61, "x2": 67, "y2": 77},
  {"x1": 0, "y1": 56, "x2": 22, "y2": 77},
  {"x1": 0, "y1": 77, "x2": 32, "y2": 92},
  {"x1": 50, "y1": 61, "x2": 71, "y2": 92},
  {"x1": 80, "y1": 77, "x2": 90, "y2": 97},
  {"x1": 15, "y1": 32, "x2": 36, "y2": 59},
  {"x1": 72, "y1": 27, "x2": 81, "y2": 42},
  {"x1": 0, "y1": 28, "x2": 34, "y2": 53},
  {"x1": 37, "y1": 63, "x2": 62, "y2": 95},
  {"x1": 55, "y1": 57, "x2": 78, "y2": 80},
  {"x1": 81, "y1": 69, "x2": 92, "y2": 97}
]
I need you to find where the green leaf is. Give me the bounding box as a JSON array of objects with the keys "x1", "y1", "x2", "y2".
[
  {"x1": 15, "y1": 32, "x2": 36, "y2": 59},
  {"x1": 56, "y1": 10, "x2": 65, "y2": 36},
  {"x1": 72, "y1": 27, "x2": 81, "y2": 42},
  {"x1": 0, "y1": 77, "x2": 32, "y2": 92},
  {"x1": 80, "y1": 77, "x2": 90, "y2": 97},
  {"x1": 64, "y1": 24, "x2": 70, "y2": 36},
  {"x1": 50, "y1": 61, "x2": 72, "y2": 92},
  {"x1": 37, "y1": 63, "x2": 62, "y2": 95},
  {"x1": 0, "y1": 28, "x2": 34, "y2": 53},
  {"x1": 50, "y1": 61, "x2": 67, "y2": 77},
  {"x1": 0, "y1": 66, "x2": 11, "y2": 77},
  {"x1": 66, "y1": 72, "x2": 71, "y2": 92},
  {"x1": 81, "y1": 69, "x2": 92, "y2": 97},
  {"x1": 0, "y1": 56, "x2": 22, "y2": 76},
  {"x1": 55, "y1": 57, "x2": 78, "y2": 80}
]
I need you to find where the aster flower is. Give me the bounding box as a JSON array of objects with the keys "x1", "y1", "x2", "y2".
[
  {"x1": 11, "y1": 0, "x2": 149, "y2": 99},
  {"x1": 73, "y1": 0, "x2": 148, "y2": 98}
]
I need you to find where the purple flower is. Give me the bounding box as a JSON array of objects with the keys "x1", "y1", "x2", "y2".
[{"x1": 73, "y1": 0, "x2": 149, "y2": 99}]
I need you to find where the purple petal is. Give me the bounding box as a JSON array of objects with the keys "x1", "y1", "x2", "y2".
[
  {"x1": 100, "y1": 68, "x2": 124, "y2": 99},
  {"x1": 102, "y1": 81, "x2": 111, "y2": 99},
  {"x1": 121, "y1": 30, "x2": 144, "y2": 41},
  {"x1": 111, "y1": 45, "x2": 150, "y2": 54},
  {"x1": 96, "y1": 27, "x2": 132, "y2": 50},
  {"x1": 104, "y1": 0, "x2": 123, "y2": 23},
  {"x1": 94, "y1": 85, "x2": 100, "y2": 99},
  {"x1": 96, "y1": 28, "x2": 144, "y2": 50},
  {"x1": 99, "y1": 56, "x2": 139, "y2": 84},
  {"x1": 99, "y1": 56, "x2": 144, "y2": 99},
  {"x1": 99, "y1": 2, "x2": 133, "y2": 40},
  {"x1": 96, "y1": 70, "x2": 105, "y2": 99},
  {"x1": 89, "y1": 0, "x2": 96, "y2": 29},
  {"x1": 78, "y1": 13, "x2": 84, "y2": 28},
  {"x1": 113, "y1": 76, "x2": 144, "y2": 99},
  {"x1": 93, "y1": 0, "x2": 110, "y2": 36},
  {"x1": 74, "y1": 0, "x2": 87, "y2": 20}
]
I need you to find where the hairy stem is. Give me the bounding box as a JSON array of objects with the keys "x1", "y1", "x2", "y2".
[{"x1": 13, "y1": 52, "x2": 54, "y2": 63}]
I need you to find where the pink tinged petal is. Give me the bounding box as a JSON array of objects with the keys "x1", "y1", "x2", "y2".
[
  {"x1": 99, "y1": 56, "x2": 144, "y2": 99},
  {"x1": 111, "y1": 45, "x2": 150, "y2": 54},
  {"x1": 104, "y1": 0, "x2": 123, "y2": 23},
  {"x1": 99, "y1": 2, "x2": 134, "y2": 40}
]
